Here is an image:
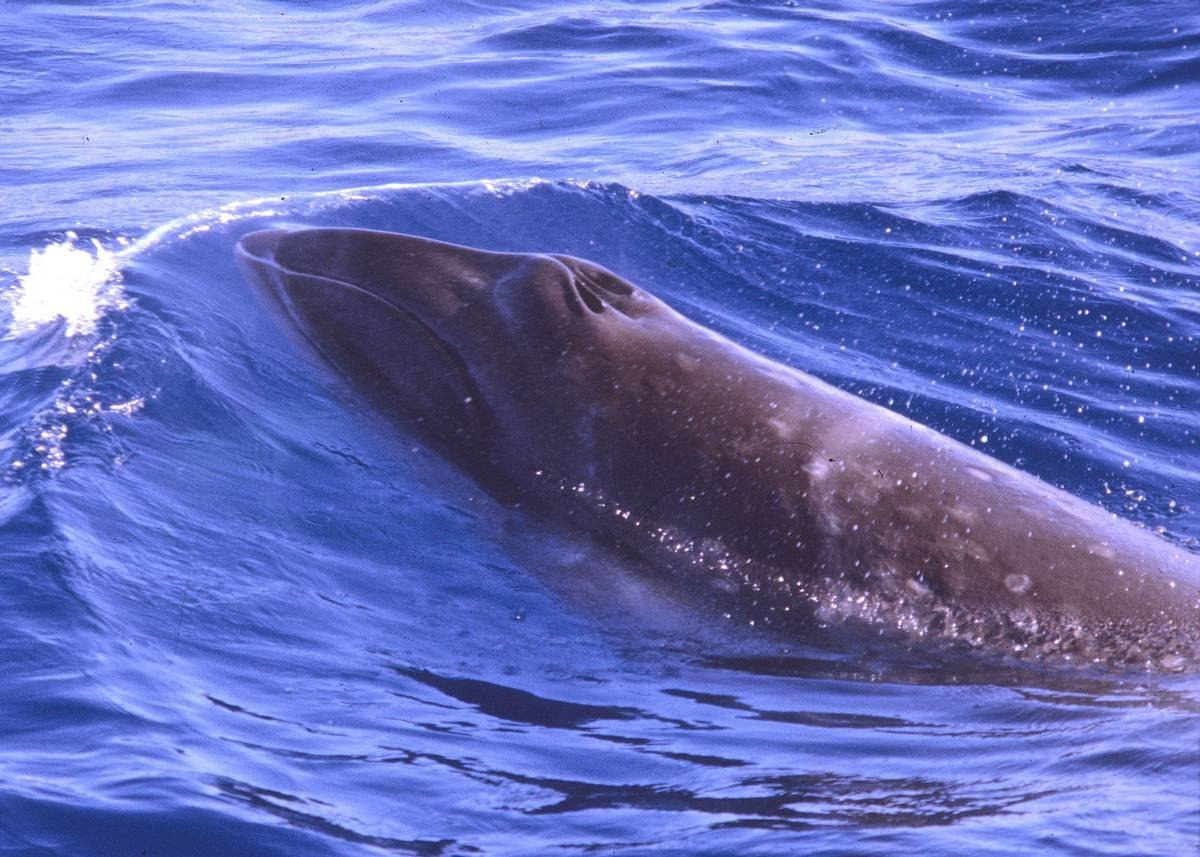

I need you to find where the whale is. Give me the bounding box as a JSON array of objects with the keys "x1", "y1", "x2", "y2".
[{"x1": 235, "y1": 227, "x2": 1200, "y2": 668}]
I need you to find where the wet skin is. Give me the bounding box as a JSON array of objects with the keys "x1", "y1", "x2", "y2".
[{"x1": 236, "y1": 227, "x2": 1200, "y2": 663}]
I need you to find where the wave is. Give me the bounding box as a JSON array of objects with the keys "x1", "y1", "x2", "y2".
[{"x1": 0, "y1": 178, "x2": 1196, "y2": 855}]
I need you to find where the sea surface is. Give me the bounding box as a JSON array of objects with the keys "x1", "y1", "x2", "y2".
[{"x1": 3, "y1": 1, "x2": 1199, "y2": 855}]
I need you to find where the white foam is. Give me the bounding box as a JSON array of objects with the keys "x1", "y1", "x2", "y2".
[{"x1": 5, "y1": 233, "x2": 126, "y2": 338}]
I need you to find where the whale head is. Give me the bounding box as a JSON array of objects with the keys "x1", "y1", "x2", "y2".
[{"x1": 235, "y1": 227, "x2": 686, "y2": 493}]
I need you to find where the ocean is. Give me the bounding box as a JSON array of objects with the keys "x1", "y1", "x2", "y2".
[{"x1": 2, "y1": 1, "x2": 1198, "y2": 855}]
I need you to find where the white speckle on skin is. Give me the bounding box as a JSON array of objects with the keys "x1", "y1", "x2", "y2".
[
  {"x1": 1160, "y1": 654, "x2": 1186, "y2": 671},
  {"x1": 948, "y1": 506, "x2": 975, "y2": 525},
  {"x1": 907, "y1": 577, "x2": 933, "y2": 597},
  {"x1": 675, "y1": 352, "x2": 700, "y2": 371},
  {"x1": 966, "y1": 467, "x2": 993, "y2": 482},
  {"x1": 767, "y1": 417, "x2": 793, "y2": 438},
  {"x1": 965, "y1": 542, "x2": 990, "y2": 562},
  {"x1": 1005, "y1": 573, "x2": 1032, "y2": 594},
  {"x1": 805, "y1": 458, "x2": 831, "y2": 482}
]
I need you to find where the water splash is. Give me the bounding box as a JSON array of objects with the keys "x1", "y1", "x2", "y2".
[{"x1": 4, "y1": 232, "x2": 127, "y2": 339}]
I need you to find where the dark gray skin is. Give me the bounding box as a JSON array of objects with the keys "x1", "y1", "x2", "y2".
[{"x1": 236, "y1": 227, "x2": 1200, "y2": 666}]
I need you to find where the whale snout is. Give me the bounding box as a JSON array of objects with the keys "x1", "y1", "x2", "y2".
[
  {"x1": 238, "y1": 227, "x2": 529, "y2": 320},
  {"x1": 236, "y1": 227, "x2": 507, "y2": 477},
  {"x1": 235, "y1": 227, "x2": 288, "y2": 264},
  {"x1": 236, "y1": 227, "x2": 649, "y2": 332}
]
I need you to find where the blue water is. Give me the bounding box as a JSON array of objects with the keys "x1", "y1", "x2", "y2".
[{"x1": 3, "y1": 1, "x2": 1199, "y2": 854}]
